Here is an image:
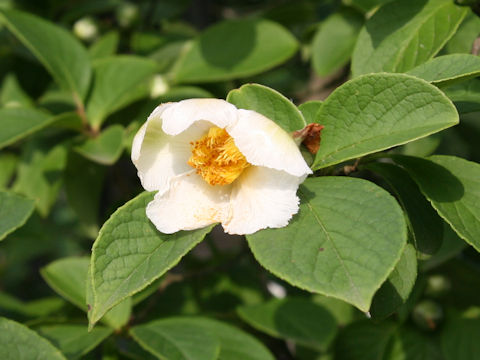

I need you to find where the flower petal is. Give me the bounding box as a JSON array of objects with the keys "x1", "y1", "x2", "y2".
[
  {"x1": 131, "y1": 103, "x2": 209, "y2": 192},
  {"x1": 227, "y1": 109, "x2": 312, "y2": 177},
  {"x1": 161, "y1": 98, "x2": 239, "y2": 136},
  {"x1": 222, "y1": 166, "x2": 303, "y2": 235},
  {"x1": 131, "y1": 103, "x2": 172, "y2": 163},
  {"x1": 146, "y1": 172, "x2": 231, "y2": 233}
]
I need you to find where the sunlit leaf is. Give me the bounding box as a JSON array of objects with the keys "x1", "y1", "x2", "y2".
[
  {"x1": 90, "y1": 192, "x2": 213, "y2": 326},
  {"x1": 312, "y1": 73, "x2": 458, "y2": 169},
  {"x1": 247, "y1": 177, "x2": 407, "y2": 312},
  {"x1": 407, "y1": 54, "x2": 480, "y2": 87},
  {"x1": 227, "y1": 83, "x2": 306, "y2": 132},
  {"x1": 174, "y1": 19, "x2": 298, "y2": 83},
  {"x1": 351, "y1": 0, "x2": 467, "y2": 76}
]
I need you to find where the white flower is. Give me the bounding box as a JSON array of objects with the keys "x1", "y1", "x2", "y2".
[{"x1": 131, "y1": 98, "x2": 312, "y2": 235}]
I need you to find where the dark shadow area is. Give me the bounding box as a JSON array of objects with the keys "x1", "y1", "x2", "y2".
[
  {"x1": 393, "y1": 156, "x2": 464, "y2": 203},
  {"x1": 370, "y1": 280, "x2": 404, "y2": 319},
  {"x1": 199, "y1": 19, "x2": 256, "y2": 70},
  {"x1": 298, "y1": 184, "x2": 315, "y2": 203}
]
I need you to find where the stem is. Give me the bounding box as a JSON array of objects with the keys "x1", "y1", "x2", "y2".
[{"x1": 73, "y1": 93, "x2": 99, "y2": 138}]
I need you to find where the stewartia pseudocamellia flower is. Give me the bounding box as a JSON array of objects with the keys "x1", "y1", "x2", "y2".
[{"x1": 132, "y1": 98, "x2": 312, "y2": 235}]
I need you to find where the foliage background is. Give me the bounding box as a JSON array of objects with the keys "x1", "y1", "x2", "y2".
[{"x1": 1, "y1": 0, "x2": 480, "y2": 359}]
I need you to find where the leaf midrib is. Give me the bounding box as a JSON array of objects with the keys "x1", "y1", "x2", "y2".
[
  {"x1": 139, "y1": 327, "x2": 196, "y2": 360},
  {"x1": 300, "y1": 189, "x2": 362, "y2": 305}
]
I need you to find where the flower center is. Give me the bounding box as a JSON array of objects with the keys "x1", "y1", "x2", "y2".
[{"x1": 188, "y1": 127, "x2": 250, "y2": 186}]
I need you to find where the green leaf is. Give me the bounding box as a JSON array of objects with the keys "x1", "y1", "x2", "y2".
[
  {"x1": 90, "y1": 192, "x2": 213, "y2": 326},
  {"x1": 442, "y1": 308, "x2": 480, "y2": 360},
  {"x1": 13, "y1": 143, "x2": 67, "y2": 217},
  {"x1": 312, "y1": 9, "x2": 363, "y2": 76},
  {"x1": 247, "y1": 177, "x2": 407, "y2": 312},
  {"x1": 407, "y1": 54, "x2": 480, "y2": 87},
  {"x1": 370, "y1": 244, "x2": 417, "y2": 319},
  {"x1": 130, "y1": 318, "x2": 220, "y2": 360},
  {"x1": 41, "y1": 257, "x2": 131, "y2": 330},
  {"x1": 392, "y1": 155, "x2": 480, "y2": 252},
  {"x1": 312, "y1": 73, "x2": 458, "y2": 169},
  {"x1": 0, "y1": 9, "x2": 91, "y2": 103},
  {"x1": 298, "y1": 101, "x2": 322, "y2": 125},
  {"x1": 227, "y1": 83, "x2": 306, "y2": 132},
  {"x1": 41, "y1": 257, "x2": 92, "y2": 311},
  {"x1": 37, "y1": 324, "x2": 112, "y2": 360},
  {"x1": 174, "y1": 19, "x2": 298, "y2": 83},
  {"x1": 65, "y1": 152, "x2": 105, "y2": 236},
  {"x1": 0, "y1": 108, "x2": 54, "y2": 149},
  {"x1": 85, "y1": 266, "x2": 131, "y2": 331},
  {"x1": 0, "y1": 292, "x2": 65, "y2": 318},
  {"x1": 0, "y1": 317, "x2": 66, "y2": 360},
  {"x1": 334, "y1": 320, "x2": 397, "y2": 360},
  {"x1": 0, "y1": 73, "x2": 33, "y2": 108},
  {"x1": 351, "y1": 0, "x2": 467, "y2": 76},
  {"x1": 0, "y1": 153, "x2": 17, "y2": 190},
  {"x1": 89, "y1": 31, "x2": 119, "y2": 60},
  {"x1": 444, "y1": 13, "x2": 480, "y2": 54},
  {"x1": 184, "y1": 317, "x2": 275, "y2": 360},
  {"x1": 86, "y1": 56, "x2": 157, "y2": 128},
  {"x1": 74, "y1": 125, "x2": 125, "y2": 165},
  {"x1": 443, "y1": 78, "x2": 480, "y2": 114},
  {"x1": 237, "y1": 297, "x2": 337, "y2": 351},
  {"x1": 0, "y1": 191, "x2": 34, "y2": 241},
  {"x1": 364, "y1": 162, "x2": 443, "y2": 255}
]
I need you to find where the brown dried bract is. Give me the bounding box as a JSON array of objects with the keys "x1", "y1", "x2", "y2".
[{"x1": 293, "y1": 123, "x2": 324, "y2": 154}]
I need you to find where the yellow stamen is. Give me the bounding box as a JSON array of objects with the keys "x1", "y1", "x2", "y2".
[{"x1": 188, "y1": 127, "x2": 250, "y2": 186}]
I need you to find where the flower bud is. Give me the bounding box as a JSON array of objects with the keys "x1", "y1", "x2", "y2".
[
  {"x1": 73, "y1": 17, "x2": 98, "y2": 42},
  {"x1": 150, "y1": 75, "x2": 169, "y2": 98}
]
